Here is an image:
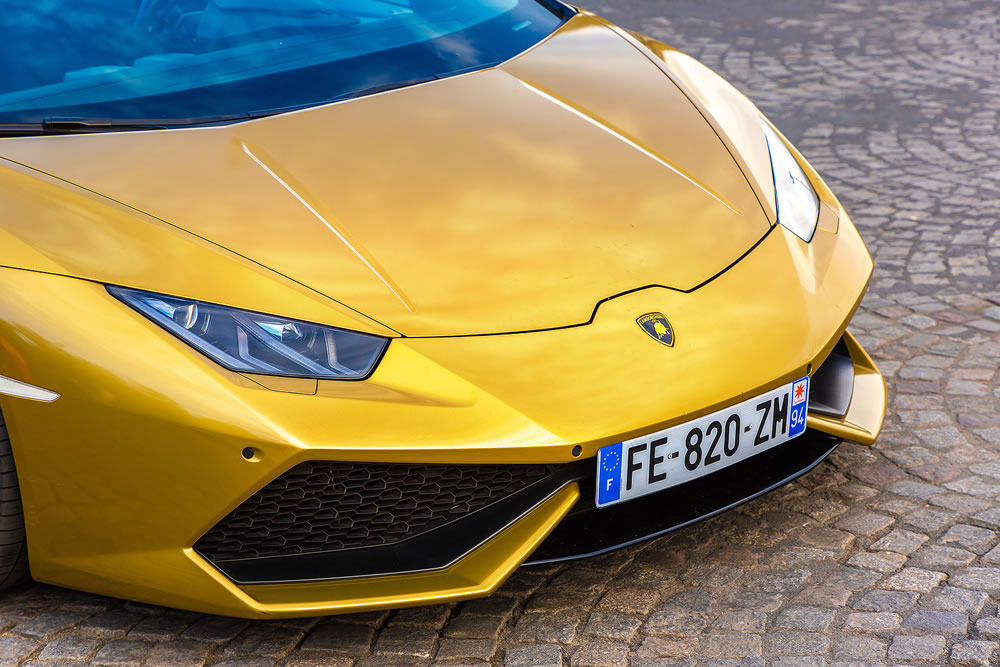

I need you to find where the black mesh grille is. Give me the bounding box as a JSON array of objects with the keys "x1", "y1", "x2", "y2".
[{"x1": 195, "y1": 461, "x2": 551, "y2": 562}]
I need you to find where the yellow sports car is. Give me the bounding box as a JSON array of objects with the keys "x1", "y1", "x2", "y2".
[{"x1": 0, "y1": 0, "x2": 885, "y2": 617}]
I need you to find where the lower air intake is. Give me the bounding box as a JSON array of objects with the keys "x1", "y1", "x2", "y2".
[{"x1": 195, "y1": 461, "x2": 551, "y2": 563}]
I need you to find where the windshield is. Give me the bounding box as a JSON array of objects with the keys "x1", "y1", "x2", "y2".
[{"x1": 0, "y1": 0, "x2": 568, "y2": 125}]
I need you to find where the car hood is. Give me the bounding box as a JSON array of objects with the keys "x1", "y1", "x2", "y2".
[{"x1": 0, "y1": 15, "x2": 769, "y2": 337}]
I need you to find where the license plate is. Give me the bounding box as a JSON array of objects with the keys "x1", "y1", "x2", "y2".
[{"x1": 596, "y1": 376, "x2": 810, "y2": 508}]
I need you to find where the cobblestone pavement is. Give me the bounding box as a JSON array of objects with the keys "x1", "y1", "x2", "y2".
[{"x1": 3, "y1": 0, "x2": 1000, "y2": 665}]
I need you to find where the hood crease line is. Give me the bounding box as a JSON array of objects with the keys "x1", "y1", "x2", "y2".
[
  {"x1": 240, "y1": 141, "x2": 416, "y2": 313},
  {"x1": 514, "y1": 77, "x2": 741, "y2": 216}
]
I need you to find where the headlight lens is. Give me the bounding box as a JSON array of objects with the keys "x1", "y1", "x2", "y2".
[
  {"x1": 109, "y1": 287, "x2": 388, "y2": 379},
  {"x1": 761, "y1": 121, "x2": 819, "y2": 242}
]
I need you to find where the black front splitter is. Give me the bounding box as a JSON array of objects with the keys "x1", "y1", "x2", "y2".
[{"x1": 524, "y1": 430, "x2": 840, "y2": 565}]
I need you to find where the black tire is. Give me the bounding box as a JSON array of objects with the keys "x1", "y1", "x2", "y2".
[{"x1": 0, "y1": 409, "x2": 29, "y2": 590}]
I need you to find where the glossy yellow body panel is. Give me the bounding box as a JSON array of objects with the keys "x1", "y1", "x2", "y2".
[
  {"x1": 0, "y1": 13, "x2": 884, "y2": 617},
  {"x1": 0, "y1": 159, "x2": 395, "y2": 336}
]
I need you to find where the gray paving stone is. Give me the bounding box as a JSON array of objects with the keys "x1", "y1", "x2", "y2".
[
  {"x1": 711, "y1": 609, "x2": 766, "y2": 633},
  {"x1": 388, "y1": 604, "x2": 452, "y2": 628},
  {"x1": 848, "y1": 551, "x2": 907, "y2": 573},
  {"x1": 580, "y1": 612, "x2": 642, "y2": 641},
  {"x1": 181, "y1": 616, "x2": 251, "y2": 643},
  {"x1": 880, "y1": 567, "x2": 947, "y2": 592},
  {"x1": 905, "y1": 508, "x2": 960, "y2": 532},
  {"x1": 633, "y1": 635, "x2": 698, "y2": 661},
  {"x1": 746, "y1": 569, "x2": 811, "y2": 594},
  {"x1": 569, "y1": 639, "x2": 629, "y2": 667},
  {"x1": 644, "y1": 609, "x2": 709, "y2": 637},
  {"x1": 443, "y1": 613, "x2": 506, "y2": 639},
  {"x1": 503, "y1": 643, "x2": 562, "y2": 667},
  {"x1": 930, "y1": 493, "x2": 991, "y2": 514},
  {"x1": 76, "y1": 610, "x2": 143, "y2": 639},
  {"x1": 907, "y1": 545, "x2": 977, "y2": 569},
  {"x1": 889, "y1": 481, "x2": 944, "y2": 500},
  {"x1": 659, "y1": 589, "x2": 715, "y2": 613},
  {"x1": 940, "y1": 524, "x2": 997, "y2": 553},
  {"x1": 974, "y1": 617, "x2": 1000, "y2": 639},
  {"x1": 91, "y1": 640, "x2": 154, "y2": 666},
  {"x1": 950, "y1": 640, "x2": 998, "y2": 666},
  {"x1": 835, "y1": 512, "x2": 895, "y2": 537},
  {"x1": 510, "y1": 609, "x2": 582, "y2": 644},
  {"x1": 922, "y1": 586, "x2": 987, "y2": 614},
  {"x1": 870, "y1": 529, "x2": 929, "y2": 555},
  {"x1": 11, "y1": 611, "x2": 88, "y2": 640},
  {"x1": 902, "y1": 609, "x2": 969, "y2": 634},
  {"x1": 223, "y1": 623, "x2": 304, "y2": 659},
  {"x1": 950, "y1": 567, "x2": 1000, "y2": 595},
  {"x1": 145, "y1": 639, "x2": 214, "y2": 667},
  {"x1": 831, "y1": 634, "x2": 887, "y2": 661},
  {"x1": 888, "y1": 635, "x2": 946, "y2": 662},
  {"x1": 793, "y1": 586, "x2": 851, "y2": 607},
  {"x1": 762, "y1": 630, "x2": 829, "y2": 657},
  {"x1": 772, "y1": 659, "x2": 823, "y2": 667},
  {"x1": 775, "y1": 606, "x2": 836, "y2": 632},
  {"x1": 594, "y1": 587, "x2": 660, "y2": 615},
  {"x1": 982, "y1": 543, "x2": 1000, "y2": 564},
  {"x1": 283, "y1": 653, "x2": 353, "y2": 667},
  {"x1": 853, "y1": 590, "x2": 919, "y2": 613},
  {"x1": 825, "y1": 567, "x2": 881, "y2": 590},
  {"x1": 372, "y1": 624, "x2": 438, "y2": 659},
  {"x1": 796, "y1": 525, "x2": 855, "y2": 552},
  {"x1": 699, "y1": 633, "x2": 763, "y2": 658},
  {"x1": 0, "y1": 636, "x2": 41, "y2": 662},
  {"x1": 127, "y1": 614, "x2": 194, "y2": 641},
  {"x1": 843, "y1": 612, "x2": 901, "y2": 633},
  {"x1": 33, "y1": 636, "x2": 100, "y2": 664},
  {"x1": 459, "y1": 596, "x2": 520, "y2": 618},
  {"x1": 211, "y1": 658, "x2": 276, "y2": 667},
  {"x1": 972, "y1": 508, "x2": 1000, "y2": 530},
  {"x1": 300, "y1": 621, "x2": 374, "y2": 654},
  {"x1": 434, "y1": 637, "x2": 497, "y2": 663}
]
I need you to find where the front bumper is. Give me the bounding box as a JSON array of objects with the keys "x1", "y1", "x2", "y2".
[{"x1": 0, "y1": 204, "x2": 884, "y2": 618}]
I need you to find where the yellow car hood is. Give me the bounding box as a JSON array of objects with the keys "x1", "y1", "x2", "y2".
[{"x1": 0, "y1": 16, "x2": 769, "y2": 337}]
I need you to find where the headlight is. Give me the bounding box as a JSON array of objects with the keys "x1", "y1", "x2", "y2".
[
  {"x1": 109, "y1": 287, "x2": 388, "y2": 379},
  {"x1": 761, "y1": 121, "x2": 819, "y2": 242}
]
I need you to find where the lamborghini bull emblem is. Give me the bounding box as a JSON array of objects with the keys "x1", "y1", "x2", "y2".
[{"x1": 636, "y1": 312, "x2": 674, "y2": 347}]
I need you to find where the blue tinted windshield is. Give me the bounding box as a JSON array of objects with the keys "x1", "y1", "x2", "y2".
[{"x1": 0, "y1": 0, "x2": 568, "y2": 124}]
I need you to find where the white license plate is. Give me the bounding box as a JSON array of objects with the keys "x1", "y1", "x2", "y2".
[{"x1": 596, "y1": 376, "x2": 810, "y2": 508}]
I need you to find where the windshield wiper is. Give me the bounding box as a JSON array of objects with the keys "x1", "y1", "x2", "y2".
[{"x1": 0, "y1": 114, "x2": 249, "y2": 136}]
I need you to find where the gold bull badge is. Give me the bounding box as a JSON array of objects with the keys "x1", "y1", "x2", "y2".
[{"x1": 636, "y1": 312, "x2": 675, "y2": 347}]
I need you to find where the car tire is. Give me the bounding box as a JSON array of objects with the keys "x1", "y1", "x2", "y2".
[{"x1": 0, "y1": 409, "x2": 29, "y2": 590}]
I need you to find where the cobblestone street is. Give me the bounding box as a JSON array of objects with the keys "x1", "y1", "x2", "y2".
[{"x1": 3, "y1": 0, "x2": 1000, "y2": 664}]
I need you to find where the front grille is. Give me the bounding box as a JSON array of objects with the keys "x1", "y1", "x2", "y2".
[{"x1": 196, "y1": 461, "x2": 551, "y2": 562}]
